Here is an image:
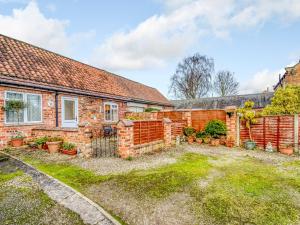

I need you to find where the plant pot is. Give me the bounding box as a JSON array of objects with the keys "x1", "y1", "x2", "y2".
[
  {"x1": 187, "y1": 136, "x2": 194, "y2": 144},
  {"x1": 61, "y1": 149, "x2": 77, "y2": 155},
  {"x1": 28, "y1": 141, "x2": 37, "y2": 148},
  {"x1": 220, "y1": 136, "x2": 226, "y2": 145},
  {"x1": 11, "y1": 138, "x2": 24, "y2": 147},
  {"x1": 46, "y1": 141, "x2": 62, "y2": 154},
  {"x1": 42, "y1": 143, "x2": 48, "y2": 150},
  {"x1": 244, "y1": 140, "x2": 256, "y2": 150},
  {"x1": 279, "y1": 147, "x2": 293, "y2": 155},
  {"x1": 203, "y1": 137, "x2": 211, "y2": 144},
  {"x1": 226, "y1": 141, "x2": 234, "y2": 148},
  {"x1": 196, "y1": 138, "x2": 203, "y2": 144},
  {"x1": 210, "y1": 138, "x2": 220, "y2": 146}
]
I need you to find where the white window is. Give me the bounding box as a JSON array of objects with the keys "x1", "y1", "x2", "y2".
[
  {"x1": 5, "y1": 91, "x2": 42, "y2": 124},
  {"x1": 104, "y1": 102, "x2": 118, "y2": 122}
]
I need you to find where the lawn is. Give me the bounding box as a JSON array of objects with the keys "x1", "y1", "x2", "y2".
[
  {"x1": 0, "y1": 155, "x2": 85, "y2": 225},
  {"x1": 3, "y1": 146, "x2": 300, "y2": 225}
]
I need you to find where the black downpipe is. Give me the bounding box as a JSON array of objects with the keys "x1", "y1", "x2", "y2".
[{"x1": 55, "y1": 92, "x2": 59, "y2": 127}]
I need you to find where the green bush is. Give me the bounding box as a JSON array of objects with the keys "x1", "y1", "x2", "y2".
[
  {"x1": 204, "y1": 120, "x2": 227, "y2": 138},
  {"x1": 195, "y1": 131, "x2": 206, "y2": 139},
  {"x1": 183, "y1": 127, "x2": 196, "y2": 137},
  {"x1": 35, "y1": 136, "x2": 48, "y2": 145},
  {"x1": 145, "y1": 107, "x2": 160, "y2": 112},
  {"x1": 62, "y1": 142, "x2": 76, "y2": 150}
]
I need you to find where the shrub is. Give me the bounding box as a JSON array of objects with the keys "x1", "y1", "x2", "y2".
[
  {"x1": 237, "y1": 100, "x2": 257, "y2": 141},
  {"x1": 35, "y1": 136, "x2": 48, "y2": 145},
  {"x1": 195, "y1": 131, "x2": 206, "y2": 139},
  {"x1": 47, "y1": 137, "x2": 64, "y2": 142},
  {"x1": 204, "y1": 120, "x2": 227, "y2": 138},
  {"x1": 62, "y1": 142, "x2": 76, "y2": 150},
  {"x1": 145, "y1": 108, "x2": 160, "y2": 112},
  {"x1": 183, "y1": 127, "x2": 196, "y2": 137}
]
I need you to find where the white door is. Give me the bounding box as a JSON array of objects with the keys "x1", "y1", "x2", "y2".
[{"x1": 62, "y1": 97, "x2": 78, "y2": 128}]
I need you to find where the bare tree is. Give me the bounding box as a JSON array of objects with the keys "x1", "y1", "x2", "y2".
[
  {"x1": 213, "y1": 70, "x2": 239, "y2": 97},
  {"x1": 169, "y1": 54, "x2": 214, "y2": 99}
]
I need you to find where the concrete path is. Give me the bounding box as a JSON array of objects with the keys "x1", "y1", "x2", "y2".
[{"x1": 1, "y1": 152, "x2": 120, "y2": 225}]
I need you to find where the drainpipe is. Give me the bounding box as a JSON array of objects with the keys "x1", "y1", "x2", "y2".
[{"x1": 55, "y1": 92, "x2": 59, "y2": 127}]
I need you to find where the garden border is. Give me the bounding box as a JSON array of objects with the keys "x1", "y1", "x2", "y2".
[{"x1": 0, "y1": 151, "x2": 121, "y2": 225}]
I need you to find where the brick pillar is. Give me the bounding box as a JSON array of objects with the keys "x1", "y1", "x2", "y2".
[
  {"x1": 78, "y1": 125, "x2": 93, "y2": 158},
  {"x1": 163, "y1": 118, "x2": 172, "y2": 147},
  {"x1": 225, "y1": 106, "x2": 237, "y2": 146},
  {"x1": 117, "y1": 119, "x2": 134, "y2": 158},
  {"x1": 182, "y1": 111, "x2": 192, "y2": 127}
]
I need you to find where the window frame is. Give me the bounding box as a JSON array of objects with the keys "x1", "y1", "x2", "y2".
[
  {"x1": 4, "y1": 91, "x2": 43, "y2": 125},
  {"x1": 103, "y1": 102, "x2": 119, "y2": 122}
]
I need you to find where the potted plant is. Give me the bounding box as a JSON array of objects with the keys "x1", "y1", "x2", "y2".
[
  {"x1": 61, "y1": 142, "x2": 77, "y2": 155},
  {"x1": 219, "y1": 135, "x2": 226, "y2": 145},
  {"x1": 183, "y1": 127, "x2": 196, "y2": 144},
  {"x1": 279, "y1": 144, "x2": 294, "y2": 155},
  {"x1": 46, "y1": 137, "x2": 63, "y2": 154},
  {"x1": 2, "y1": 99, "x2": 26, "y2": 124},
  {"x1": 35, "y1": 136, "x2": 48, "y2": 150},
  {"x1": 237, "y1": 101, "x2": 257, "y2": 150},
  {"x1": 204, "y1": 120, "x2": 227, "y2": 147},
  {"x1": 10, "y1": 131, "x2": 25, "y2": 147},
  {"x1": 195, "y1": 131, "x2": 205, "y2": 144},
  {"x1": 27, "y1": 139, "x2": 37, "y2": 148},
  {"x1": 226, "y1": 135, "x2": 235, "y2": 148},
  {"x1": 203, "y1": 134, "x2": 211, "y2": 144}
]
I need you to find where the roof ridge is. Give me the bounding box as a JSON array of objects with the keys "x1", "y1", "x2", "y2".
[{"x1": 0, "y1": 33, "x2": 158, "y2": 91}]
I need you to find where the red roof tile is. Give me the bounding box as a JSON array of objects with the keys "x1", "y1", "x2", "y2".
[{"x1": 0, "y1": 34, "x2": 171, "y2": 106}]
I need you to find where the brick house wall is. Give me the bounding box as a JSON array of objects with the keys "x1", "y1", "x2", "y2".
[
  {"x1": 275, "y1": 62, "x2": 300, "y2": 89},
  {"x1": 0, "y1": 86, "x2": 128, "y2": 147}
]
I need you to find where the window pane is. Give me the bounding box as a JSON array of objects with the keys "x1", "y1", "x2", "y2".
[
  {"x1": 27, "y1": 95, "x2": 41, "y2": 122},
  {"x1": 5, "y1": 92, "x2": 24, "y2": 123},
  {"x1": 105, "y1": 104, "x2": 111, "y2": 121},
  {"x1": 64, "y1": 100, "x2": 75, "y2": 120},
  {"x1": 112, "y1": 108, "x2": 118, "y2": 121}
]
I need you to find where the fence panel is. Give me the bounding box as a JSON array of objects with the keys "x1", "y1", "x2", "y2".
[
  {"x1": 240, "y1": 115, "x2": 294, "y2": 150},
  {"x1": 191, "y1": 110, "x2": 226, "y2": 131},
  {"x1": 157, "y1": 111, "x2": 183, "y2": 120},
  {"x1": 133, "y1": 120, "x2": 164, "y2": 145}
]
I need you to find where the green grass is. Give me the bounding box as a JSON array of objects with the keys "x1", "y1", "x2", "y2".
[
  {"x1": 113, "y1": 153, "x2": 212, "y2": 198},
  {"x1": 23, "y1": 158, "x2": 111, "y2": 191},
  {"x1": 0, "y1": 170, "x2": 23, "y2": 184},
  {"x1": 191, "y1": 159, "x2": 300, "y2": 225}
]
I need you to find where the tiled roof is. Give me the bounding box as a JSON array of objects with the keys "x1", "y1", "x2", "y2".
[
  {"x1": 172, "y1": 92, "x2": 274, "y2": 109},
  {"x1": 0, "y1": 34, "x2": 171, "y2": 106}
]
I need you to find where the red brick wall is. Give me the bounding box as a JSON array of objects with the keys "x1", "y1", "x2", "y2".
[
  {"x1": 191, "y1": 110, "x2": 226, "y2": 131},
  {"x1": 0, "y1": 86, "x2": 128, "y2": 147}
]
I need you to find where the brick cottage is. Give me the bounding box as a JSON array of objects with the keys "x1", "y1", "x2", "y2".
[{"x1": 0, "y1": 34, "x2": 173, "y2": 155}]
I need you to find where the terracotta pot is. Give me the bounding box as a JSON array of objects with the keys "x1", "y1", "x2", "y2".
[
  {"x1": 187, "y1": 136, "x2": 194, "y2": 144},
  {"x1": 226, "y1": 141, "x2": 234, "y2": 148},
  {"x1": 210, "y1": 139, "x2": 220, "y2": 146},
  {"x1": 279, "y1": 146, "x2": 293, "y2": 155},
  {"x1": 196, "y1": 138, "x2": 203, "y2": 144},
  {"x1": 61, "y1": 149, "x2": 77, "y2": 155},
  {"x1": 220, "y1": 136, "x2": 226, "y2": 145},
  {"x1": 11, "y1": 138, "x2": 24, "y2": 147},
  {"x1": 46, "y1": 141, "x2": 62, "y2": 154},
  {"x1": 42, "y1": 143, "x2": 48, "y2": 150}
]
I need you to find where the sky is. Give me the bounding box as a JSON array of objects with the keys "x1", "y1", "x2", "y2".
[{"x1": 0, "y1": 0, "x2": 300, "y2": 99}]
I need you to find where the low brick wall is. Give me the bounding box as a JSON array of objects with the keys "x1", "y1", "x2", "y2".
[
  {"x1": 117, "y1": 118, "x2": 172, "y2": 158},
  {"x1": 31, "y1": 126, "x2": 93, "y2": 157}
]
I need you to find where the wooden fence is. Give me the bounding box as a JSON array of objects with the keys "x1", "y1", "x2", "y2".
[
  {"x1": 133, "y1": 120, "x2": 164, "y2": 145},
  {"x1": 157, "y1": 111, "x2": 184, "y2": 120},
  {"x1": 191, "y1": 110, "x2": 226, "y2": 131},
  {"x1": 240, "y1": 115, "x2": 298, "y2": 150}
]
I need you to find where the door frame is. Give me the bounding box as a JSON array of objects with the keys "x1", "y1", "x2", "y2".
[{"x1": 61, "y1": 96, "x2": 78, "y2": 128}]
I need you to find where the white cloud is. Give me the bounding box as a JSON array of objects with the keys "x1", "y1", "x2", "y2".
[
  {"x1": 0, "y1": 1, "x2": 70, "y2": 55},
  {"x1": 92, "y1": 0, "x2": 300, "y2": 71}
]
